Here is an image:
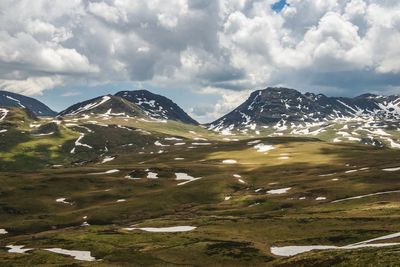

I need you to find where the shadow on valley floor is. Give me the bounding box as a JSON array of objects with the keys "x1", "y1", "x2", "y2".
[{"x1": 0, "y1": 136, "x2": 399, "y2": 266}]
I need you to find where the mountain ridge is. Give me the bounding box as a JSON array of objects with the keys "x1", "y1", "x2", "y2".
[
  {"x1": 58, "y1": 89, "x2": 199, "y2": 125},
  {"x1": 3, "y1": 87, "x2": 400, "y2": 129},
  {"x1": 57, "y1": 95, "x2": 147, "y2": 118},
  {"x1": 115, "y1": 90, "x2": 198, "y2": 125},
  {"x1": 0, "y1": 90, "x2": 56, "y2": 117},
  {"x1": 209, "y1": 87, "x2": 400, "y2": 132}
]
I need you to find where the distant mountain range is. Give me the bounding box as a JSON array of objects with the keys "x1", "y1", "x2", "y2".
[
  {"x1": 2, "y1": 87, "x2": 400, "y2": 149},
  {"x1": 2, "y1": 87, "x2": 400, "y2": 129},
  {"x1": 0, "y1": 89, "x2": 198, "y2": 125},
  {"x1": 208, "y1": 87, "x2": 400, "y2": 132}
]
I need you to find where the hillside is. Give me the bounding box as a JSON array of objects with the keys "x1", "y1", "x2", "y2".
[{"x1": 0, "y1": 90, "x2": 56, "y2": 116}]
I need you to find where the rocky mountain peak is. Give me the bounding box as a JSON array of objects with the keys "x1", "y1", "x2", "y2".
[{"x1": 115, "y1": 90, "x2": 198, "y2": 124}]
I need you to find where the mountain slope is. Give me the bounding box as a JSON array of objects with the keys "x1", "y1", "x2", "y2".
[
  {"x1": 0, "y1": 90, "x2": 56, "y2": 116},
  {"x1": 208, "y1": 87, "x2": 400, "y2": 149},
  {"x1": 59, "y1": 90, "x2": 198, "y2": 125},
  {"x1": 115, "y1": 90, "x2": 198, "y2": 125},
  {"x1": 209, "y1": 87, "x2": 400, "y2": 131},
  {"x1": 58, "y1": 95, "x2": 147, "y2": 118}
]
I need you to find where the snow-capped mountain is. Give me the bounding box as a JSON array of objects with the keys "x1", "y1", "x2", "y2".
[
  {"x1": 0, "y1": 90, "x2": 56, "y2": 116},
  {"x1": 59, "y1": 90, "x2": 198, "y2": 124},
  {"x1": 58, "y1": 95, "x2": 146, "y2": 117},
  {"x1": 209, "y1": 87, "x2": 400, "y2": 132},
  {"x1": 115, "y1": 90, "x2": 198, "y2": 124},
  {"x1": 208, "y1": 87, "x2": 400, "y2": 149}
]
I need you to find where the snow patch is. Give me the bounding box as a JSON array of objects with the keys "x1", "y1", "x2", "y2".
[
  {"x1": 89, "y1": 169, "x2": 120, "y2": 175},
  {"x1": 271, "y1": 231, "x2": 400, "y2": 257},
  {"x1": 7, "y1": 245, "x2": 32, "y2": 254},
  {"x1": 222, "y1": 159, "x2": 237, "y2": 164},
  {"x1": 154, "y1": 141, "x2": 169, "y2": 147},
  {"x1": 174, "y1": 142, "x2": 186, "y2": 146},
  {"x1": 271, "y1": 246, "x2": 337, "y2": 257},
  {"x1": 101, "y1": 156, "x2": 115, "y2": 164},
  {"x1": 44, "y1": 248, "x2": 96, "y2": 261},
  {"x1": 165, "y1": 137, "x2": 183, "y2": 141},
  {"x1": 175, "y1": 173, "x2": 201, "y2": 186},
  {"x1": 0, "y1": 108, "x2": 9, "y2": 121},
  {"x1": 123, "y1": 226, "x2": 196, "y2": 232},
  {"x1": 254, "y1": 143, "x2": 274, "y2": 153},
  {"x1": 267, "y1": 187, "x2": 291, "y2": 194},
  {"x1": 70, "y1": 133, "x2": 92, "y2": 154},
  {"x1": 56, "y1": 198, "x2": 72, "y2": 205},
  {"x1": 382, "y1": 167, "x2": 400, "y2": 172},
  {"x1": 147, "y1": 172, "x2": 158, "y2": 179},
  {"x1": 0, "y1": 229, "x2": 8, "y2": 234}
]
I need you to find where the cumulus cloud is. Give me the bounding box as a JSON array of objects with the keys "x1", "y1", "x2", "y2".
[
  {"x1": 0, "y1": 76, "x2": 64, "y2": 95},
  {"x1": 87, "y1": 2, "x2": 127, "y2": 24},
  {"x1": 0, "y1": 0, "x2": 400, "y2": 120},
  {"x1": 188, "y1": 87, "x2": 252, "y2": 123}
]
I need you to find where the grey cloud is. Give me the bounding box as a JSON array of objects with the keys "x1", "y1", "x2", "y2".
[
  {"x1": 190, "y1": 104, "x2": 214, "y2": 116},
  {"x1": 312, "y1": 71, "x2": 400, "y2": 91},
  {"x1": 0, "y1": 0, "x2": 399, "y2": 104}
]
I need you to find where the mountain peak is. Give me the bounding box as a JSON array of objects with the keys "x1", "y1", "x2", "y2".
[
  {"x1": 58, "y1": 95, "x2": 145, "y2": 117},
  {"x1": 259, "y1": 87, "x2": 301, "y2": 93},
  {"x1": 58, "y1": 89, "x2": 198, "y2": 125},
  {"x1": 0, "y1": 90, "x2": 56, "y2": 116},
  {"x1": 115, "y1": 90, "x2": 198, "y2": 125},
  {"x1": 209, "y1": 87, "x2": 400, "y2": 133}
]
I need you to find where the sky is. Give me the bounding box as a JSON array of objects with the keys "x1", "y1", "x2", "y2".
[{"x1": 1, "y1": 0, "x2": 400, "y2": 123}]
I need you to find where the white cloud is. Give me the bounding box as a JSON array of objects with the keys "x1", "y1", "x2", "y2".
[
  {"x1": 26, "y1": 19, "x2": 73, "y2": 43},
  {"x1": 0, "y1": 30, "x2": 98, "y2": 73},
  {"x1": 189, "y1": 87, "x2": 252, "y2": 123},
  {"x1": 366, "y1": 3, "x2": 400, "y2": 73},
  {"x1": 345, "y1": 0, "x2": 367, "y2": 18},
  {"x1": 0, "y1": 76, "x2": 64, "y2": 95},
  {"x1": 0, "y1": 0, "x2": 400, "y2": 120},
  {"x1": 87, "y1": 2, "x2": 127, "y2": 24}
]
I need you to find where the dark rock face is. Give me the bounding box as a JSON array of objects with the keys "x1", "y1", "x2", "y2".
[
  {"x1": 209, "y1": 87, "x2": 400, "y2": 131},
  {"x1": 115, "y1": 90, "x2": 198, "y2": 125},
  {"x1": 0, "y1": 91, "x2": 56, "y2": 116}
]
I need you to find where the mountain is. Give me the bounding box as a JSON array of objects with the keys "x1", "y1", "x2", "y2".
[
  {"x1": 209, "y1": 87, "x2": 400, "y2": 132},
  {"x1": 59, "y1": 89, "x2": 198, "y2": 125},
  {"x1": 0, "y1": 90, "x2": 56, "y2": 116},
  {"x1": 58, "y1": 95, "x2": 146, "y2": 117},
  {"x1": 115, "y1": 90, "x2": 198, "y2": 125}
]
